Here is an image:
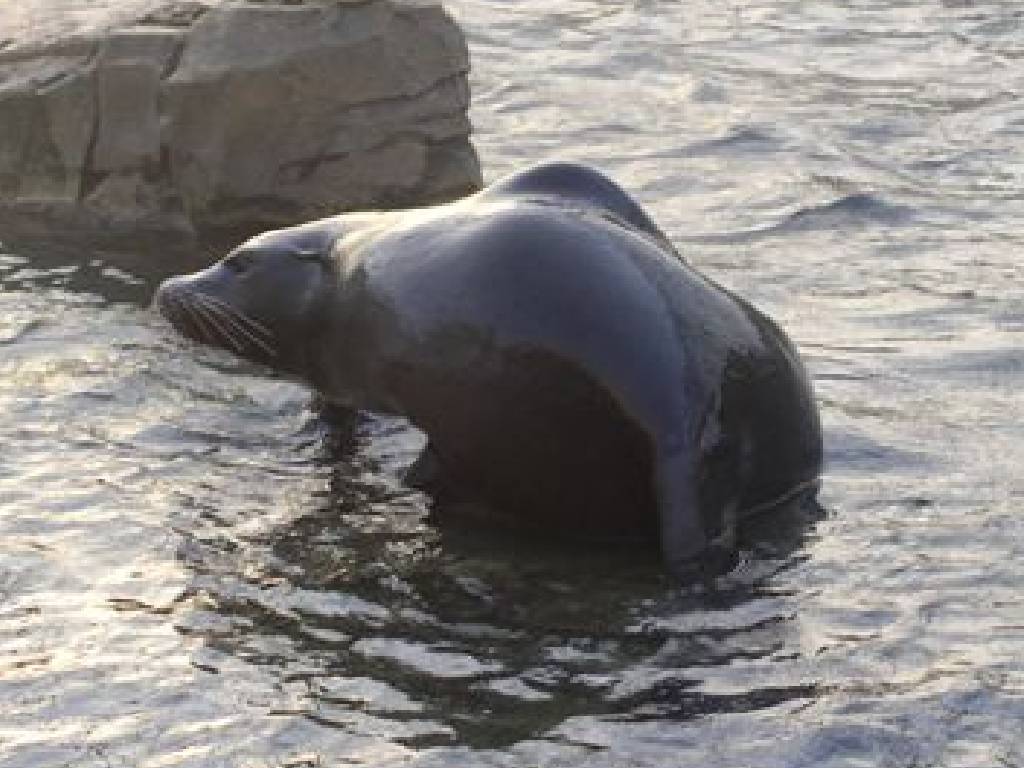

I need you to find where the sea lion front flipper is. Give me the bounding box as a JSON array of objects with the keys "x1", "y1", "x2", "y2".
[
  {"x1": 404, "y1": 440, "x2": 468, "y2": 506},
  {"x1": 655, "y1": 443, "x2": 705, "y2": 579},
  {"x1": 404, "y1": 441, "x2": 445, "y2": 492}
]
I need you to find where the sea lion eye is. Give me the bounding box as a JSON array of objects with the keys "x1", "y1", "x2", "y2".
[
  {"x1": 295, "y1": 248, "x2": 334, "y2": 269},
  {"x1": 224, "y1": 250, "x2": 256, "y2": 273}
]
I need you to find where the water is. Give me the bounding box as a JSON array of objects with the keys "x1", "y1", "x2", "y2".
[{"x1": 2, "y1": 1, "x2": 1023, "y2": 765}]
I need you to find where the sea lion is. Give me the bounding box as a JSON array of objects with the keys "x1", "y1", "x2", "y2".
[{"x1": 155, "y1": 161, "x2": 823, "y2": 579}]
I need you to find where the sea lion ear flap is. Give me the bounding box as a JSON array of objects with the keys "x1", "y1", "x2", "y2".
[{"x1": 654, "y1": 444, "x2": 709, "y2": 583}]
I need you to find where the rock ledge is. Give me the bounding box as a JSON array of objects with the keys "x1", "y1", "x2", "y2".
[{"x1": 0, "y1": 0, "x2": 481, "y2": 244}]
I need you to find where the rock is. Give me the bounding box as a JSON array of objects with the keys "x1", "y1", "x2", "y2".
[
  {"x1": 92, "y1": 27, "x2": 182, "y2": 175},
  {"x1": 0, "y1": 0, "x2": 482, "y2": 247},
  {"x1": 0, "y1": 50, "x2": 96, "y2": 203}
]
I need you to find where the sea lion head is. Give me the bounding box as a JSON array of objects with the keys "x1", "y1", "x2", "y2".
[{"x1": 155, "y1": 220, "x2": 344, "y2": 377}]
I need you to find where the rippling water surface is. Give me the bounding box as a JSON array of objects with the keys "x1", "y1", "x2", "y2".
[{"x1": 2, "y1": 2, "x2": 1023, "y2": 766}]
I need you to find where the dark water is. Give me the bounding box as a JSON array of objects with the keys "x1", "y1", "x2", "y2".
[{"x1": 2, "y1": 2, "x2": 1023, "y2": 766}]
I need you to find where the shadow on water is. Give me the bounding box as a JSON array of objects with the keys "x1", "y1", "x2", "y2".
[
  {"x1": 0, "y1": 233, "x2": 206, "y2": 306},
  {"x1": 0, "y1": 223, "x2": 258, "y2": 306},
  {"x1": 171, "y1": 410, "x2": 826, "y2": 749}
]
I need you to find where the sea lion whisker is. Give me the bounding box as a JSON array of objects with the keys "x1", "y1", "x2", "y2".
[
  {"x1": 190, "y1": 294, "x2": 248, "y2": 353},
  {"x1": 198, "y1": 297, "x2": 277, "y2": 358},
  {"x1": 191, "y1": 295, "x2": 248, "y2": 347},
  {"x1": 191, "y1": 295, "x2": 248, "y2": 354},
  {"x1": 184, "y1": 295, "x2": 232, "y2": 349},
  {"x1": 196, "y1": 295, "x2": 278, "y2": 358},
  {"x1": 201, "y1": 294, "x2": 275, "y2": 340},
  {"x1": 199, "y1": 296, "x2": 272, "y2": 356},
  {"x1": 165, "y1": 292, "x2": 203, "y2": 341}
]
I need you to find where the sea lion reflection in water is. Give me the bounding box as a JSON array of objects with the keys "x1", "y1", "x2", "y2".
[{"x1": 156, "y1": 162, "x2": 823, "y2": 580}]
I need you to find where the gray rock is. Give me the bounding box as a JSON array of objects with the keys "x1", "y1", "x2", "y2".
[
  {"x1": 0, "y1": 50, "x2": 96, "y2": 203},
  {"x1": 0, "y1": 0, "x2": 481, "y2": 245}
]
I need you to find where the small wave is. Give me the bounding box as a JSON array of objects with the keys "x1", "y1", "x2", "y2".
[
  {"x1": 823, "y1": 429, "x2": 935, "y2": 474},
  {"x1": 779, "y1": 193, "x2": 916, "y2": 231},
  {"x1": 684, "y1": 192, "x2": 916, "y2": 244},
  {"x1": 681, "y1": 126, "x2": 782, "y2": 156}
]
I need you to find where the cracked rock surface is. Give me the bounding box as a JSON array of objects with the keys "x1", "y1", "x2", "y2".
[{"x1": 0, "y1": 0, "x2": 481, "y2": 244}]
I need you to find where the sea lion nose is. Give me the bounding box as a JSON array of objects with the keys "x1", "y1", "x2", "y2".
[
  {"x1": 153, "y1": 275, "x2": 200, "y2": 336},
  {"x1": 153, "y1": 275, "x2": 208, "y2": 346}
]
